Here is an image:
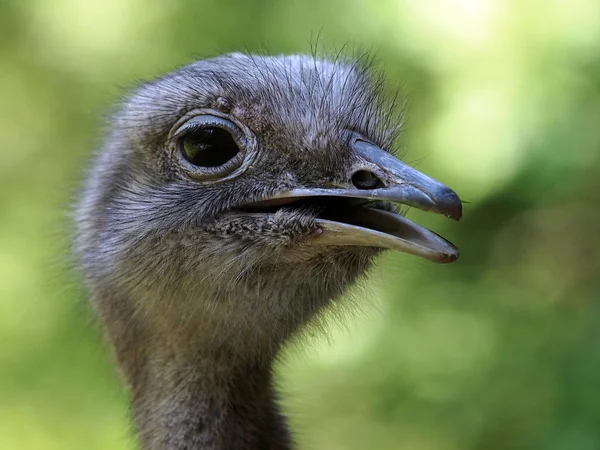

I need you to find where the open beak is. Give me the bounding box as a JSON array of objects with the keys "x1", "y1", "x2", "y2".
[{"x1": 248, "y1": 134, "x2": 463, "y2": 263}]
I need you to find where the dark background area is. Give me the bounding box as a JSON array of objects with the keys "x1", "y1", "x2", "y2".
[{"x1": 1, "y1": 0, "x2": 599, "y2": 449}]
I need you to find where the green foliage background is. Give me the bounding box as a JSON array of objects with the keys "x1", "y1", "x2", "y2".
[{"x1": 1, "y1": 0, "x2": 599, "y2": 449}]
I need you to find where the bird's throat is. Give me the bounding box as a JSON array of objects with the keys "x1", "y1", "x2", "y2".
[
  {"x1": 92, "y1": 245, "x2": 365, "y2": 450},
  {"x1": 98, "y1": 298, "x2": 294, "y2": 450},
  {"x1": 130, "y1": 350, "x2": 292, "y2": 450}
]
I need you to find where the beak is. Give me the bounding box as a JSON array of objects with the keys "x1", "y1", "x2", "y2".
[{"x1": 248, "y1": 133, "x2": 463, "y2": 263}]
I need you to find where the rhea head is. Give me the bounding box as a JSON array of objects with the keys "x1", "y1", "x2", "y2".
[{"x1": 76, "y1": 51, "x2": 461, "y2": 376}]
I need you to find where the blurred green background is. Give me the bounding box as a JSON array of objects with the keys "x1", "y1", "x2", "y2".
[{"x1": 1, "y1": 0, "x2": 600, "y2": 449}]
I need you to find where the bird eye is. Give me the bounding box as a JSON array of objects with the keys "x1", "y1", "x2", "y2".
[
  {"x1": 173, "y1": 115, "x2": 248, "y2": 181},
  {"x1": 181, "y1": 127, "x2": 239, "y2": 167}
]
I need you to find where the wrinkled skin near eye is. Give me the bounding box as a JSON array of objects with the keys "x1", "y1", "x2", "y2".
[{"x1": 173, "y1": 114, "x2": 250, "y2": 180}]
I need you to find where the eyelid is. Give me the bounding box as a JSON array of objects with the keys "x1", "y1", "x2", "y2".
[{"x1": 173, "y1": 115, "x2": 245, "y2": 144}]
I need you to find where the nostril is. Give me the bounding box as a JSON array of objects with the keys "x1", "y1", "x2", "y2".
[{"x1": 352, "y1": 170, "x2": 384, "y2": 190}]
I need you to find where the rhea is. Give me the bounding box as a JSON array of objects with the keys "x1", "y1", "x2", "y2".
[{"x1": 75, "y1": 53, "x2": 462, "y2": 450}]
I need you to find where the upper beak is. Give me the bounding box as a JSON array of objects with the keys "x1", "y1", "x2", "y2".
[
  {"x1": 248, "y1": 133, "x2": 463, "y2": 263},
  {"x1": 349, "y1": 135, "x2": 462, "y2": 221},
  {"x1": 275, "y1": 134, "x2": 463, "y2": 221}
]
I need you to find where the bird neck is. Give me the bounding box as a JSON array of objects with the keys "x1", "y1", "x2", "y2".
[
  {"x1": 97, "y1": 267, "x2": 333, "y2": 449},
  {"x1": 129, "y1": 345, "x2": 292, "y2": 450},
  {"x1": 102, "y1": 303, "x2": 294, "y2": 450}
]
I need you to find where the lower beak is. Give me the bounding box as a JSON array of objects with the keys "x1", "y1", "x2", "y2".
[
  {"x1": 257, "y1": 195, "x2": 460, "y2": 263},
  {"x1": 313, "y1": 209, "x2": 459, "y2": 263}
]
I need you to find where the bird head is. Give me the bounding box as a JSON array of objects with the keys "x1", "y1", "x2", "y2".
[{"x1": 76, "y1": 53, "x2": 462, "y2": 355}]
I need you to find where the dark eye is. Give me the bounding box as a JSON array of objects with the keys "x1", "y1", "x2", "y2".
[
  {"x1": 180, "y1": 126, "x2": 240, "y2": 167},
  {"x1": 173, "y1": 115, "x2": 250, "y2": 181}
]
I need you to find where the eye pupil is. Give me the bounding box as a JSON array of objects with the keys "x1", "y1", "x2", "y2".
[{"x1": 180, "y1": 126, "x2": 240, "y2": 167}]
